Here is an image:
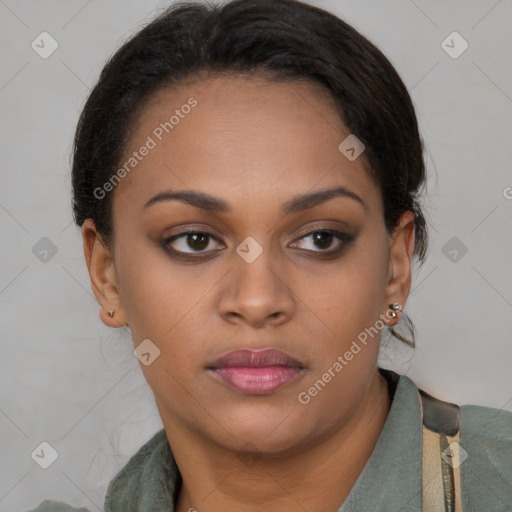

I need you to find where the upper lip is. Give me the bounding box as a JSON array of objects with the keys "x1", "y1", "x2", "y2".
[{"x1": 207, "y1": 348, "x2": 304, "y2": 369}]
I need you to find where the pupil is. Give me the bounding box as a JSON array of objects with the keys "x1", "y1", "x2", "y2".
[
  {"x1": 314, "y1": 231, "x2": 332, "y2": 249},
  {"x1": 189, "y1": 233, "x2": 208, "y2": 250}
]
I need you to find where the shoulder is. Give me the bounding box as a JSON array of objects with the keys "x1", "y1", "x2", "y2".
[
  {"x1": 104, "y1": 428, "x2": 178, "y2": 510},
  {"x1": 459, "y1": 402, "x2": 512, "y2": 463},
  {"x1": 26, "y1": 499, "x2": 92, "y2": 512},
  {"x1": 460, "y1": 401, "x2": 512, "y2": 439},
  {"x1": 27, "y1": 430, "x2": 174, "y2": 512},
  {"x1": 104, "y1": 428, "x2": 170, "y2": 497},
  {"x1": 459, "y1": 403, "x2": 512, "y2": 508}
]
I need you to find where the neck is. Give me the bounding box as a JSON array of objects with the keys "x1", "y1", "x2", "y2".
[{"x1": 170, "y1": 368, "x2": 391, "y2": 512}]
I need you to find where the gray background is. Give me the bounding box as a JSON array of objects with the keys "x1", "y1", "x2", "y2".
[{"x1": 1, "y1": 0, "x2": 511, "y2": 510}]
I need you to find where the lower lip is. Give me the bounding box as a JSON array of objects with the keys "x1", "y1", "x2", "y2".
[{"x1": 209, "y1": 366, "x2": 303, "y2": 395}]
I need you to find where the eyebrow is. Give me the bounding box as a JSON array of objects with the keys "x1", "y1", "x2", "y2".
[{"x1": 143, "y1": 186, "x2": 366, "y2": 214}]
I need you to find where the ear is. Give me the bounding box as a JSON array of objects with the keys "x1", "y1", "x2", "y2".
[
  {"x1": 82, "y1": 219, "x2": 128, "y2": 328},
  {"x1": 384, "y1": 210, "x2": 415, "y2": 322}
]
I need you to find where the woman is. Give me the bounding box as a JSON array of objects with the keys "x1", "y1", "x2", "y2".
[{"x1": 30, "y1": 0, "x2": 512, "y2": 510}]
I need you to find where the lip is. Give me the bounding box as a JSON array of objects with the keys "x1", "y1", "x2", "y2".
[
  {"x1": 207, "y1": 348, "x2": 305, "y2": 395},
  {"x1": 208, "y1": 348, "x2": 304, "y2": 368}
]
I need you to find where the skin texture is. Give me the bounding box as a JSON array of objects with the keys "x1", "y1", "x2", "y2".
[{"x1": 82, "y1": 75, "x2": 415, "y2": 512}]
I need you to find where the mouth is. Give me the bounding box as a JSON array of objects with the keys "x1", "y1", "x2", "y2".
[{"x1": 206, "y1": 348, "x2": 306, "y2": 395}]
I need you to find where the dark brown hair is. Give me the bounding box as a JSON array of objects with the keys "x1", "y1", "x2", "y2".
[{"x1": 71, "y1": 0, "x2": 429, "y2": 346}]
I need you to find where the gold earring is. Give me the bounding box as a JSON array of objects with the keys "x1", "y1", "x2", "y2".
[
  {"x1": 108, "y1": 310, "x2": 115, "y2": 318},
  {"x1": 388, "y1": 302, "x2": 402, "y2": 319}
]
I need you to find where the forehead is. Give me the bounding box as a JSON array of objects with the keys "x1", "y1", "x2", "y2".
[{"x1": 113, "y1": 75, "x2": 381, "y2": 216}]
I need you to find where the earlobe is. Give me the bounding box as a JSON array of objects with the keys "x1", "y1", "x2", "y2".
[
  {"x1": 82, "y1": 219, "x2": 128, "y2": 328},
  {"x1": 99, "y1": 307, "x2": 129, "y2": 328}
]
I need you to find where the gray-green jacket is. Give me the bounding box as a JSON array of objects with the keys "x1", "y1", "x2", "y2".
[{"x1": 27, "y1": 369, "x2": 512, "y2": 511}]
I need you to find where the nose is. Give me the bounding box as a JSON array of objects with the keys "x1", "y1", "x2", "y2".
[{"x1": 217, "y1": 247, "x2": 296, "y2": 328}]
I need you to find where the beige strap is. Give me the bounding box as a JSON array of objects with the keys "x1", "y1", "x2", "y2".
[
  {"x1": 422, "y1": 424, "x2": 445, "y2": 511},
  {"x1": 422, "y1": 425, "x2": 463, "y2": 511}
]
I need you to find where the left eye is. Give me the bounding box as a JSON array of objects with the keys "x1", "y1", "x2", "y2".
[{"x1": 290, "y1": 229, "x2": 351, "y2": 252}]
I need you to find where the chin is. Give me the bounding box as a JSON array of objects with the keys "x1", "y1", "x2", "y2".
[{"x1": 208, "y1": 403, "x2": 317, "y2": 455}]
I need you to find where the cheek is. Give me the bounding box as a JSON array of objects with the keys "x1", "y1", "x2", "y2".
[
  {"x1": 293, "y1": 255, "x2": 388, "y2": 425},
  {"x1": 298, "y1": 241, "x2": 388, "y2": 346},
  {"x1": 330, "y1": 264, "x2": 387, "y2": 332},
  {"x1": 113, "y1": 237, "x2": 230, "y2": 388},
  {"x1": 114, "y1": 243, "x2": 214, "y2": 404},
  {"x1": 114, "y1": 234, "x2": 213, "y2": 336},
  {"x1": 291, "y1": 246, "x2": 390, "y2": 413}
]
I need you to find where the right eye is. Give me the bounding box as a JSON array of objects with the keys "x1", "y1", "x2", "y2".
[{"x1": 162, "y1": 230, "x2": 225, "y2": 256}]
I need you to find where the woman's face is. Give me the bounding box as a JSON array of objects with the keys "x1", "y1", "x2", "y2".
[{"x1": 84, "y1": 75, "x2": 414, "y2": 455}]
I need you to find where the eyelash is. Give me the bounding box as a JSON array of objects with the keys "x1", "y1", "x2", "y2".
[{"x1": 161, "y1": 228, "x2": 355, "y2": 260}]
